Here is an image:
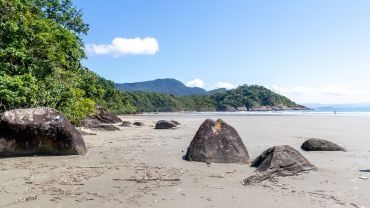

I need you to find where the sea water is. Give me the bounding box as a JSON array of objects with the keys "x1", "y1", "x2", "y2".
[{"x1": 144, "y1": 106, "x2": 370, "y2": 116}]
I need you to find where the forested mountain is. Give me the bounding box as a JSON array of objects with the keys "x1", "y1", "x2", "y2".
[
  {"x1": 115, "y1": 78, "x2": 225, "y2": 96},
  {"x1": 126, "y1": 85, "x2": 307, "y2": 112}
]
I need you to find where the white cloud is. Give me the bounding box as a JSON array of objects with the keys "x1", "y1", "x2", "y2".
[
  {"x1": 270, "y1": 85, "x2": 370, "y2": 104},
  {"x1": 86, "y1": 37, "x2": 159, "y2": 57},
  {"x1": 185, "y1": 78, "x2": 205, "y2": 88},
  {"x1": 214, "y1": 82, "x2": 235, "y2": 90}
]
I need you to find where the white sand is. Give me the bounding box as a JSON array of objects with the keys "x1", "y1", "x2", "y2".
[{"x1": 1, "y1": 113, "x2": 370, "y2": 207}]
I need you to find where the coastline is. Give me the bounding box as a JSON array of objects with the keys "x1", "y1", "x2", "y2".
[{"x1": 137, "y1": 110, "x2": 370, "y2": 117}]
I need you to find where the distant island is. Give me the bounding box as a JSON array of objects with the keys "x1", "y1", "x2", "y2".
[{"x1": 116, "y1": 78, "x2": 309, "y2": 112}]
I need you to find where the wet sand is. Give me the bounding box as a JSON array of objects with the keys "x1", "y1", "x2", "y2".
[{"x1": 1, "y1": 113, "x2": 370, "y2": 208}]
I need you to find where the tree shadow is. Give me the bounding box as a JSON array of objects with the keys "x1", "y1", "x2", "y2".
[{"x1": 359, "y1": 169, "x2": 370, "y2": 173}]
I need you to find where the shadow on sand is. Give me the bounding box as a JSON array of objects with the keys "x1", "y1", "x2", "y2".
[{"x1": 359, "y1": 169, "x2": 370, "y2": 173}]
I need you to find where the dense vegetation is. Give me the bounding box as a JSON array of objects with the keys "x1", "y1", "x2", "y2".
[
  {"x1": 211, "y1": 85, "x2": 298, "y2": 111},
  {"x1": 0, "y1": 0, "x2": 134, "y2": 125},
  {"x1": 127, "y1": 91, "x2": 215, "y2": 112},
  {"x1": 118, "y1": 79, "x2": 300, "y2": 112},
  {"x1": 126, "y1": 85, "x2": 300, "y2": 112}
]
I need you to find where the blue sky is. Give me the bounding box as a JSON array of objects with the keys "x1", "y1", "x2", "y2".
[{"x1": 74, "y1": 0, "x2": 370, "y2": 104}]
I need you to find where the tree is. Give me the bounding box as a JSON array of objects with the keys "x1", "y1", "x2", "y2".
[{"x1": 0, "y1": 0, "x2": 93, "y2": 124}]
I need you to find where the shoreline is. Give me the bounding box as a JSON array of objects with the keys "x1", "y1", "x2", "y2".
[{"x1": 131, "y1": 110, "x2": 370, "y2": 117}]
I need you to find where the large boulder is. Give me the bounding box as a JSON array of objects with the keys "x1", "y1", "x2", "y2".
[
  {"x1": 155, "y1": 120, "x2": 177, "y2": 129},
  {"x1": 301, "y1": 138, "x2": 346, "y2": 151},
  {"x1": 184, "y1": 119, "x2": 249, "y2": 164},
  {"x1": 0, "y1": 108, "x2": 87, "y2": 156},
  {"x1": 244, "y1": 145, "x2": 316, "y2": 184},
  {"x1": 82, "y1": 106, "x2": 121, "y2": 128}
]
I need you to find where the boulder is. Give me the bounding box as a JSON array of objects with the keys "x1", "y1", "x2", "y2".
[
  {"x1": 83, "y1": 106, "x2": 121, "y2": 128},
  {"x1": 301, "y1": 138, "x2": 346, "y2": 151},
  {"x1": 120, "y1": 121, "x2": 132, "y2": 127},
  {"x1": 244, "y1": 145, "x2": 316, "y2": 184},
  {"x1": 155, "y1": 120, "x2": 177, "y2": 129},
  {"x1": 184, "y1": 119, "x2": 249, "y2": 164},
  {"x1": 92, "y1": 124, "x2": 120, "y2": 131},
  {"x1": 133, "y1": 122, "x2": 144, "y2": 126},
  {"x1": 0, "y1": 108, "x2": 87, "y2": 156},
  {"x1": 82, "y1": 117, "x2": 100, "y2": 128}
]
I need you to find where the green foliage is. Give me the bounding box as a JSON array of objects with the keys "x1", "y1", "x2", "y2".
[
  {"x1": 0, "y1": 0, "x2": 134, "y2": 125},
  {"x1": 210, "y1": 85, "x2": 297, "y2": 111},
  {"x1": 126, "y1": 85, "x2": 299, "y2": 112},
  {"x1": 0, "y1": 73, "x2": 37, "y2": 110},
  {"x1": 126, "y1": 91, "x2": 215, "y2": 112},
  {"x1": 0, "y1": 0, "x2": 87, "y2": 77},
  {"x1": 77, "y1": 68, "x2": 136, "y2": 114},
  {"x1": 127, "y1": 91, "x2": 181, "y2": 112}
]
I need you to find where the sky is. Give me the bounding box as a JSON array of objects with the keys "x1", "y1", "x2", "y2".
[{"x1": 74, "y1": 0, "x2": 370, "y2": 104}]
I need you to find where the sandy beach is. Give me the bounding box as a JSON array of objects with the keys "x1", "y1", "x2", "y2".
[{"x1": 1, "y1": 113, "x2": 370, "y2": 208}]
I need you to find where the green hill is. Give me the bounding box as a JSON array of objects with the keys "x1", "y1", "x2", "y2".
[{"x1": 126, "y1": 85, "x2": 307, "y2": 112}]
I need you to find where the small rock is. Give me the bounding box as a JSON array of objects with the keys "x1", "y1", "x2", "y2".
[
  {"x1": 155, "y1": 120, "x2": 177, "y2": 129},
  {"x1": 119, "y1": 121, "x2": 132, "y2": 127},
  {"x1": 133, "y1": 122, "x2": 144, "y2": 126},
  {"x1": 301, "y1": 138, "x2": 346, "y2": 151}
]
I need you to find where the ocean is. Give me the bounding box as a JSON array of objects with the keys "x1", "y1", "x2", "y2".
[
  {"x1": 143, "y1": 106, "x2": 370, "y2": 117},
  {"x1": 140, "y1": 104, "x2": 370, "y2": 117}
]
